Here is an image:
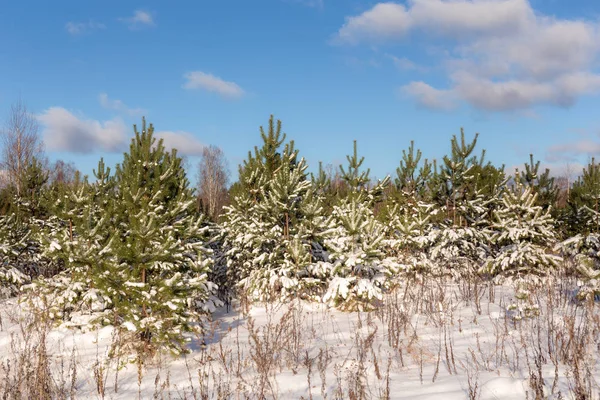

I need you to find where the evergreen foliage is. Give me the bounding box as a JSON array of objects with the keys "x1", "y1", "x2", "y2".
[
  {"x1": 0, "y1": 157, "x2": 60, "y2": 297},
  {"x1": 431, "y1": 129, "x2": 480, "y2": 224},
  {"x1": 560, "y1": 159, "x2": 600, "y2": 299},
  {"x1": 567, "y1": 158, "x2": 600, "y2": 235},
  {"x1": 35, "y1": 119, "x2": 218, "y2": 356},
  {"x1": 0, "y1": 214, "x2": 33, "y2": 297},
  {"x1": 420, "y1": 131, "x2": 495, "y2": 277},
  {"x1": 37, "y1": 159, "x2": 116, "y2": 321},
  {"x1": 520, "y1": 154, "x2": 558, "y2": 210},
  {"x1": 0, "y1": 111, "x2": 590, "y2": 328},
  {"x1": 322, "y1": 140, "x2": 398, "y2": 310},
  {"x1": 485, "y1": 176, "x2": 562, "y2": 277},
  {"x1": 340, "y1": 140, "x2": 371, "y2": 193},
  {"x1": 223, "y1": 116, "x2": 329, "y2": 302},
  {"x1": 395, "y1": 140, "x2": 432, "y2": 199}
]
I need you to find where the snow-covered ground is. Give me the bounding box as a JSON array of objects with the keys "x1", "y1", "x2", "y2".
[{"x1": 1, "y1": 279, "x2": 599, "y2": 399}]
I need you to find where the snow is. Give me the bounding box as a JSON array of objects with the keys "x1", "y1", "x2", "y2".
[{"x1": 1, "y1": 280, "x2": 598, "y2": 399}]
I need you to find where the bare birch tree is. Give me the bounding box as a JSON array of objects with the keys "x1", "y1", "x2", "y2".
[
  {"x1": 197, "y1": 145, "x2": 229, "y2": 220},
  {"x1": 1, "y1": 100, "x2": 44, "y2": 196},
  {"x1": 49, "y1": 159, "x2": 78, "y2": 186}
]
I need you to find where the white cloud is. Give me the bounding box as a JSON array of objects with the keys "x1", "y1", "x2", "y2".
[
  {"x1": 400, "y1": 81, "x2": 456, "y2": 110},
  {"x1": 98, "y1": 93, "x2": 146, "y2": 116},
  {"x1": 156, "y1": 131, "x2": 205, "y2": 156},
  {"x1": 335, "y1": 0, "x2": 600, "y2": 111},
  {"x1": 336, "y1": 3, "x2": 412, "y2": 44},
  {"x1": 38, "y1": 107, "x2": 128, "y2": 153},
  {"x1": 408, "y1": 0, "x2": 532, "y2": 38},
  {"x1": 120, "y1": 10, "x2": 155, "y2": 30},
  {"x1": 183, "y1": 71, "x2": 245, "y2": 99},
  {"x1": 389, "y1": 55, "x2": 417, "y2": 71},
  {"x1": 335, "y1": 0, "x2": 532, "y2": 44},
  {"x1": 65, "y1": 21, "x2": 105, "y2": 35},
  {"x1": 546, "y1": 139, "x2": 600, "y2": 163},
  {"x1": 38, "y1": 107, "x2": 205, "y2": 157},
  {"x1": 386, "y1": 54, "x2": 429, "y2": 72}
]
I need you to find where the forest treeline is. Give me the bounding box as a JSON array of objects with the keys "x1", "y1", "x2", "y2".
[{"x1": 1, "y1": 101, "x2": 599, "y2": 357}]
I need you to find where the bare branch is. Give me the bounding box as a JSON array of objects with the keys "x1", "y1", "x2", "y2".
[
  {"x1": 197, "y1": 145, "x2": 229, "y2": 220},
  {"x1": 1, "y1": 100, "x2": 44, "y2": 196}
]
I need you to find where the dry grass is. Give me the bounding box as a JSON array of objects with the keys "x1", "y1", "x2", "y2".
[{"x1": 2, "y1": 273, "x2": 600, "y2": 399}]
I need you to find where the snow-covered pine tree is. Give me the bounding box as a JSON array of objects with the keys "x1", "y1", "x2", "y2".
[
  {"x1": 559, "y1": 159, "x2": 600, "y2": 299},
  {"x1": 521, "y1": 153, "x2": 558, "y2": 211},
  {"x1": 0, "y1": 158, "x2": 59, "y2": 297},
  {"x1": 0, "y1": 214, "x2": 32, "y2": 297},
  {"x1": 321, "y1": 140, "x2": 399, "y2": 311},
  {"x1": 222, "y1": 116, "x2": 329, "y2": 302},
  {"x1": 394, "y1": 140, "x2": 432, "y2": 201},
  {"x1": 424, "y1": 130, "x2": 495, "y2": 278},
  {"x1": 484, "y1": 172, "x2": 561, "y2": 278},
  {"x1": 383, "y1": 140, "x2": 436, "y2": 278},
  {"x1": 108, "y1": 118, "x2": 218, "y2": 354},
  {"x1": 34, "y1": 158, "x2": 118, "y2": 323}
]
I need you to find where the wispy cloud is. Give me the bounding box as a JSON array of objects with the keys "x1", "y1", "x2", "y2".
[
  {"x1": 400, "y1": 81, "x2": 456, "y2": 111},
  {"x1": 156, "y1": 131, "x2": 205, "y2": 156},
  {"x1": 546, "y1": 139, "x2": 600, "y2": 163},
  {"x1": 335, "y1": 0, "x2": 600, "y2": 112},
  {"x1": 120, "y1": 10, "x2": 155, "y2": 30},
  {"x1": 38, "y1": 108, "x2": 128, "y2": 153},
  {"x1": 98, "y1": 93, "x2": 146, "y2": 116},
  {"x1": 386, "y1": 54, "x2": 428, "y2": 72},
  {"x1": 183, "y1": 71, "x2": 245, "y2": 99},
  {"x1": 65, "y1": 20, "x2": 105, "y2": 35}
]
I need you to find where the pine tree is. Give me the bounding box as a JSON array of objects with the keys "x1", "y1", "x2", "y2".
[
  {"x1": 0, "y1": 214, "x2": 32, "y2": 297},
  {"x1": 521, "y1": 154, "x2": 558, "y2": 210},
  {"x1": 0, "y1": 157, "x2": 59, "y2": 297},
  {"x1": 566, "y1": 158, "x2": 600, "y2": 235},
  {"x1": 559, "y1": 159, "x2": 600, "y2": 299},
  {"x1": 36, "y1": 159, "x2": 117, "y2": 322},
  {"x1": 485, "y1": 175, "x2": 561, "y2": 277},
  {"x1": 389, "y1": 141, "x2": 434, "y2": 241},
  {"x1": 423, "y1": 130, "x2": 495, "y2": 278},
  {"x1": 311, "y1": 161, "x2": 331, "y2": 196},
  {"x1": 395, "y1": 140, "x2": 432, "y2": 200},
  {"x1": 340, "y1": 140, "x2": 371, "y2": 193},
  {"x1": 109, "y1": 118, "x2": 217, "y2": 354},
  {"x1": 222, "y1": 116, "x2": 329, "y2": 302},
  {"x1": 322, "y1": 141, "x2": 398, "y2": 311},
  {"x1": 381, "y1": 141, "x2": 437, "y2": 278},
  {"x1": 432, "y1": 129, "x2": 479, "y2": 225},
  {"x1": 36, "y1": 120, "x2": 218, "y2": 356}
]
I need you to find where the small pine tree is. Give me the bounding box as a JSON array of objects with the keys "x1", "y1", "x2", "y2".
[
  {"x1": 431, "y1": 128, "x2": 479, "y2": 225},
  {"x1": 485, "y1": 175, "x2": 561, "y2": 277},
  {"x1": 559, "y1": 159, "x2": 600, "y2": 299},
  {"x1": 110, "y1": 118, "x2": 218, "y2": 354},
  {"x1": 521, "y1": 154, "x2": 558, "y2": 210},
  {"x1": 420, "y1": 130, "x2": 496, "y2": 278},
  {"x1": 566, "y1": 158, "x2": 600, "y2": 235},
  {"x1": 322, "y1": 141, "x2": 398, "y2": 310},
  {"x1": 223, "y1": 116, "x2": 329, "y2": 302},
  {"x1": 0, "y1": 157, "x2": 59, "y2": 297},
  {"x1": 426, "y1": 193, "x2": 492, "y2": 278},
  {"x1": 36, "y1": 159, "x2": 117, "y2": 321},
  {"x1": 37, "y1": 120, "x2": 218, "y2": 356},
  {"x1": 0, "y1": 214, "x2": 32, "y2": 297},
  {"x1": 340, "y1": 140, "x2": 371, "y2": 192},
  {"x1": 395, "y1": 140, "x2": 432, "y2": 200}
]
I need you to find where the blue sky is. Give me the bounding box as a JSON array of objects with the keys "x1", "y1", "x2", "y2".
[{"x1": 1, "y1": 0, "x2": 600, "y2": 185}]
